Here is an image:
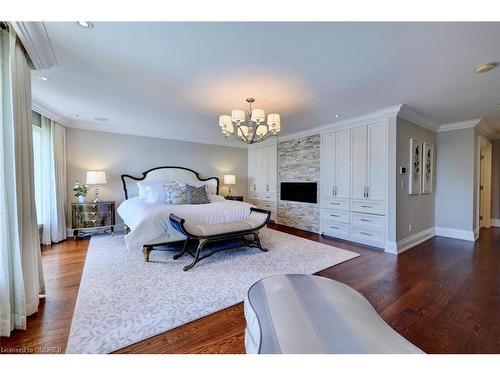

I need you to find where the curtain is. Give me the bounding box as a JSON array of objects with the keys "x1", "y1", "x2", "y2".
[
  {"x1": 0, "y1": 28, "x2": 45, "y2": 337},
  {"x1": 40, "y1": 115, "x2": 67, "y2": 245}
]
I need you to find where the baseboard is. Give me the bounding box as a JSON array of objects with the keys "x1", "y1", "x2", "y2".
[
  {"x1": 385, "y1": 227, "x2": 435, "y2": 255},
  {"x1": 491, "y1": 218, "x2": 500, "y2": 227},
  {"x1": 435, "y1": 227, "x2": 475, "y2": 242}
]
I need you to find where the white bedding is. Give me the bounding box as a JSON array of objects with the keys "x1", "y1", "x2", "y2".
[{"x1": 117, "y1": 196, "x2": 253, "y2": 251}]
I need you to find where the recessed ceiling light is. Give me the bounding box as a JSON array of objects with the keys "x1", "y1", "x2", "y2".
[
  {"x1": 335, "y1": 114, "x2": 341, "y2": 118},
  {"x1": 93, "y1": 117, "x2": 108, "y2": 122},
  {"x1": 71, "y1": 114, "x2": 79, "y2": 118},
  {"x1": 475, "y1": 63, "x2": 497, "y2": 73},
  {"x1": 39, "y1": 76, "x2": 49, "y2": 81},
  {"x1": 77, "y1": 21, "x2": 94, "y2": 29}
]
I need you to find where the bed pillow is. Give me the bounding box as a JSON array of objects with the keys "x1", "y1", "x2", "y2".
[
  {"x1": 163, "y1": 182, "x2": 187, "y2": 205},
  {"x1": 184, "y1": 184, "x2": 209, "y2": 204},
  {"x1": 138, "y1": 181, "x2": 171, "y2": 202},
  {"x1": 208, "y1": 194, "x2": 226, "y2": 203}
]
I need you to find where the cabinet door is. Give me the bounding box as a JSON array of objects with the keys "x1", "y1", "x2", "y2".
[
  {"x1": 248, "y1": 148, "x2": 257, "y2": 192},
  {"x1": 265, "y1": 144, "x2": 277, "y2": 193},
  {"x1": 256, "y1": 146, "x2": 267, "y2": 192},
  {"x1": 335, "y1": 129, "x2": 351, "y2": 198},
  {"x1": 367, "y1": 122, "x2": 386, "y2": 201},
  {"x1": 321, "y1": 132, "x2": 336, "y2": 198},
  {"x1": 350, "y1": 126, "x2": 367, "y2": 199}
]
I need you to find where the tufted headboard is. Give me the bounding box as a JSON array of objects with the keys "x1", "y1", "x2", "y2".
[{"x1": 121, "y1": 166, "x2": 219, "y2": 200}]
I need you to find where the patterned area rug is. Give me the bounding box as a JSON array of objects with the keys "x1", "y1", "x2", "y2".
[{"x1": 66, "y1": 228, "x2": 359, "y2": 353}]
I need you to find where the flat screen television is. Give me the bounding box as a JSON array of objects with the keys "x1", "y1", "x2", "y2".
[{"x1": 280, "y1": 182, "x2": 317, "y2": 204}]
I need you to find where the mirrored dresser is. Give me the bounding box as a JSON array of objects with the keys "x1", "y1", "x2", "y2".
[{"x1": 71, "y1": 201, "x2": 115, "y2": 239}]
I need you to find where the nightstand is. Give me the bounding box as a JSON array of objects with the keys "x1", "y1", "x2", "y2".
[
  {"x1": 71, "y1": 201, "x2": 115, "y2": 239},
  {"x1": 225, "y1": 195, "x2": 244, "y2": 202}
]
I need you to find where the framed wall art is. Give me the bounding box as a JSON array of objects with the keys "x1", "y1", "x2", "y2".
[
  {"x1": 422, "y1": 142, "x2": 433, "y2": 193},
  {"x1": 409, "y1": 138, "x2": 421, "y2": 195}
]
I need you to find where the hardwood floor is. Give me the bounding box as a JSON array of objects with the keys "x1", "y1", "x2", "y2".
[{"x1": 1, "y1": 225, "x2": 499, "y2": 354}]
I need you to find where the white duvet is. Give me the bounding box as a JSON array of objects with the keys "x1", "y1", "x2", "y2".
[{"x1": 117, "y1": 196, "x2": 253, "y2": 251}]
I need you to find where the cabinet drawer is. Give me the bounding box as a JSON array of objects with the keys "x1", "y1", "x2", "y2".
[
  {"x1": 250, "y1": 199, "x2": 276, "y2": 211},
  {"x1": 350, "y1": 212, "x2": 385, "y2": 231},
  {"x1": 249, "y1": 191, "x2": 276, "y2": 202},
  {"x1": 321, "y1": 209, "x2": 349, "y2": 224},
  {"x1": 322, "y1": 198, "x2": 349, "y2": 211},
  {"x1": 350, "y1": 225, "x2": 385, "y2": 244},
  {"x1": 351, "y1": 199, "x2": 385, "y2": 215},
  {"x1": 322, "y1": 220, "x2": 350, "y2": 236}
]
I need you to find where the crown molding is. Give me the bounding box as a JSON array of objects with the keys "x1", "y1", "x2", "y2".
[
  {"x1": 278, "y1": 104, "x2": 404, "y2": 142},
  {"x1": 32, "y1": 96, "x2": 72, "y2": 127},
  {"x1": 397, "y1": 104, "x2": 439, "y2": 132},
  {"x1": 11, "y1": 22, "x2": 57, "y2": 70},
  {"x1": 437, "y1": 119, "x2": 481, "y2": 133}
]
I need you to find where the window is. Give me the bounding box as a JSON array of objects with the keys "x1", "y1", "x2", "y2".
[{"x1": 32, "y1": 124, "x2": 43, "y2": 225}]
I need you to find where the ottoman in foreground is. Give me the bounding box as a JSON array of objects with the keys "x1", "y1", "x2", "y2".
[{"x1": 244, "y1": 274, "x2": 424, "y2": 354}]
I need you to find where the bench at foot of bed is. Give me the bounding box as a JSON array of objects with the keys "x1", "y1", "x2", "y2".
[{"x1": 167, "y1": 207, "x2": 271, "y2": 271}]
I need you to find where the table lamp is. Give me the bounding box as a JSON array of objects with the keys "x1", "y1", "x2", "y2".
[
  {"x1": 86, "y1": 170, "x2": 107, "y2": 203},
  {"x1": 223, "y1": 174, "x2": 236, "y2": 196}
]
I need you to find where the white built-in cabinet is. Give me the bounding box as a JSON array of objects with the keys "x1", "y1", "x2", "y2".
[
  {"x1": 248, "y1": 141, "x2": 278, "y2": 221},
  {"x1": 321, "y1": 122, "x2": 387, "y2": 248}
]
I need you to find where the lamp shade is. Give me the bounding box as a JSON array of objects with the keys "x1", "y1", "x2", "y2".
[
  {"x1": 86, "y1": 170, "x2": 107, "y2": 185},
  {"x1": 219, "y1": 115, "x2": 232, "y2": 128},
  {"x1": 231, "y1": 109, "x2": 245, "y2": 123},
  {"x1": 224, "y1": 174, "x2": 236, "y2": 185},
  {"x1": 251, "y1": 108, "x2": 265, "y2": 123}
]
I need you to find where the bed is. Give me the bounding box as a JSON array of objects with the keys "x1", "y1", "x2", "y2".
[{"x1": 118, "y1": 166, "x2": 253, "y2": 255}]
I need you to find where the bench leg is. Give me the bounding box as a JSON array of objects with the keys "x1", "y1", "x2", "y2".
[
  {"x1": 253, "y1": 231, "x2": 268, "y2": 252},
  {"x1": 143, "y1": 246, "x2": 152, "y2": 262},
  {"x1": 173, "y1": 239, "x2": 189, "y2": 260},
  {"x1": 183, "y1": 239, "x2": 208, "y2": 271}
]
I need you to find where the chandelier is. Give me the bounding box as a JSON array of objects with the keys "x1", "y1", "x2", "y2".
[{"x1": 219, "y1": 98, "x2": 281, "y2": 144}]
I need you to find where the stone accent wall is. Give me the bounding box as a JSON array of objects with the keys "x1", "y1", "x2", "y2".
[{"x1": 278, "y1": 134, "x2": 320, "y2": 232}]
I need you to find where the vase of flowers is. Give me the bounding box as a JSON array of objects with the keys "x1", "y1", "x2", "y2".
[{"x1": 73, "y1": 182, "x2": 89, "y2": 203}]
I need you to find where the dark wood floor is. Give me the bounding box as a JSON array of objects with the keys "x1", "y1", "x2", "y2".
[{"x1": 1, "y1": 224, "x2": 499, "y2": 354}]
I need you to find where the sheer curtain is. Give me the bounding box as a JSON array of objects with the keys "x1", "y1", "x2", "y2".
[
  {"x1": 40, "y1": 115, "x2": 67, "y2": 245},
  {"x1": 0, "y1": 28, "x2": 45, "y2": 337}
]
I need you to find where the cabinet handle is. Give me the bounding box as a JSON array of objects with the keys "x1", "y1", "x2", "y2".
[
  {"x1": 266, "y1": 184, "x2": 269, "y2": 191},
  {"x1": 330, "y1": 202, "x2": 340, "y2": 205},
  {"x1": 360, "y1": 232, "x2": 372, "y2": 236},
  {"x1": 330, "y1": 226, "x2": 340, "y2": 229},
  {"x1": 332, "y1": 186, "x2": 335, "y2": 196},
  {"x1": 253, "y1": 184, "x2": 256, "y2": 191},
  {"x1": 360, "y1": 218, "x2": 372, "y2": 222},
  {"x1": 361, "y1": 205, "x2": 372, "y2": 208},
  {"x1": 330, "y1": 214, "x2": 340, "y2": 217},
  {"x1": 366, "y1": 186, "x2": 369, "y2": 198}
]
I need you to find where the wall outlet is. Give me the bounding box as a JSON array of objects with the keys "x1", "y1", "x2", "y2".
[{"x1": 408, "y1": 224, "x2": 412, "y2": 232}]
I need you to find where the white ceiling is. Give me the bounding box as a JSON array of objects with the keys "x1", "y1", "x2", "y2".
[{"x1": 33, "y1": 22, "x2": 500, "y2": 145}]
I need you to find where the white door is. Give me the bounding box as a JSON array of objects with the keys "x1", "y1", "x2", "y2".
[
  {"x1": 350, "y1": 126, "x2": 367, "y2": 199},
  {"x1": 367, "y1": 123, "x2": 386, "y2": 201},
  {"x1": 321, "y1": 132, "x2": 336, "y2": 198},
  {"x1": 265, "y1": 144, "x2": 277, "y2": 193},
  {"x1": 335, "y1": 129, "x2": 351, "y2": 198}
]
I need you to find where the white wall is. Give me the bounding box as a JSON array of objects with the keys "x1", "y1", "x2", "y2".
[
  {"x1": 435, "y1": 128, "x2": 476, "y2": 232},
  {"x1": 492, "y1": 140, "x2": 500, "y2": 222},
  {"x1": 396, "y1": 117, "x2": 436, "y2": 241},
  {"x1": 66, "y1": 128, "x2": 248, "y2": 227}
]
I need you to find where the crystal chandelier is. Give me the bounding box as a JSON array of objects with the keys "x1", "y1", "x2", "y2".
[{"x1": 219, "y1": 98, "x2": 281, "y2": 144}]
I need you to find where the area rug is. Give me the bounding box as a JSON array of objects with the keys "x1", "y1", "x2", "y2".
[{"x1": 66, "y1": 227, "x2": 359, "y2": 353}]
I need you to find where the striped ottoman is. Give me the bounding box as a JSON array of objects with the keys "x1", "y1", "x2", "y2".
[{"x1": 244, "y1": 274, "x2": 424, "y2": 354}]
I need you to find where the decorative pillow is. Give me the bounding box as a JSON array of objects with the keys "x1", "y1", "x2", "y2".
[
  {"x1": 185, "y1": 184, "x2": 209, "y2": 204},
  {"x1": 163, "y1": 183, "x2": 187, "y2": 205}
]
